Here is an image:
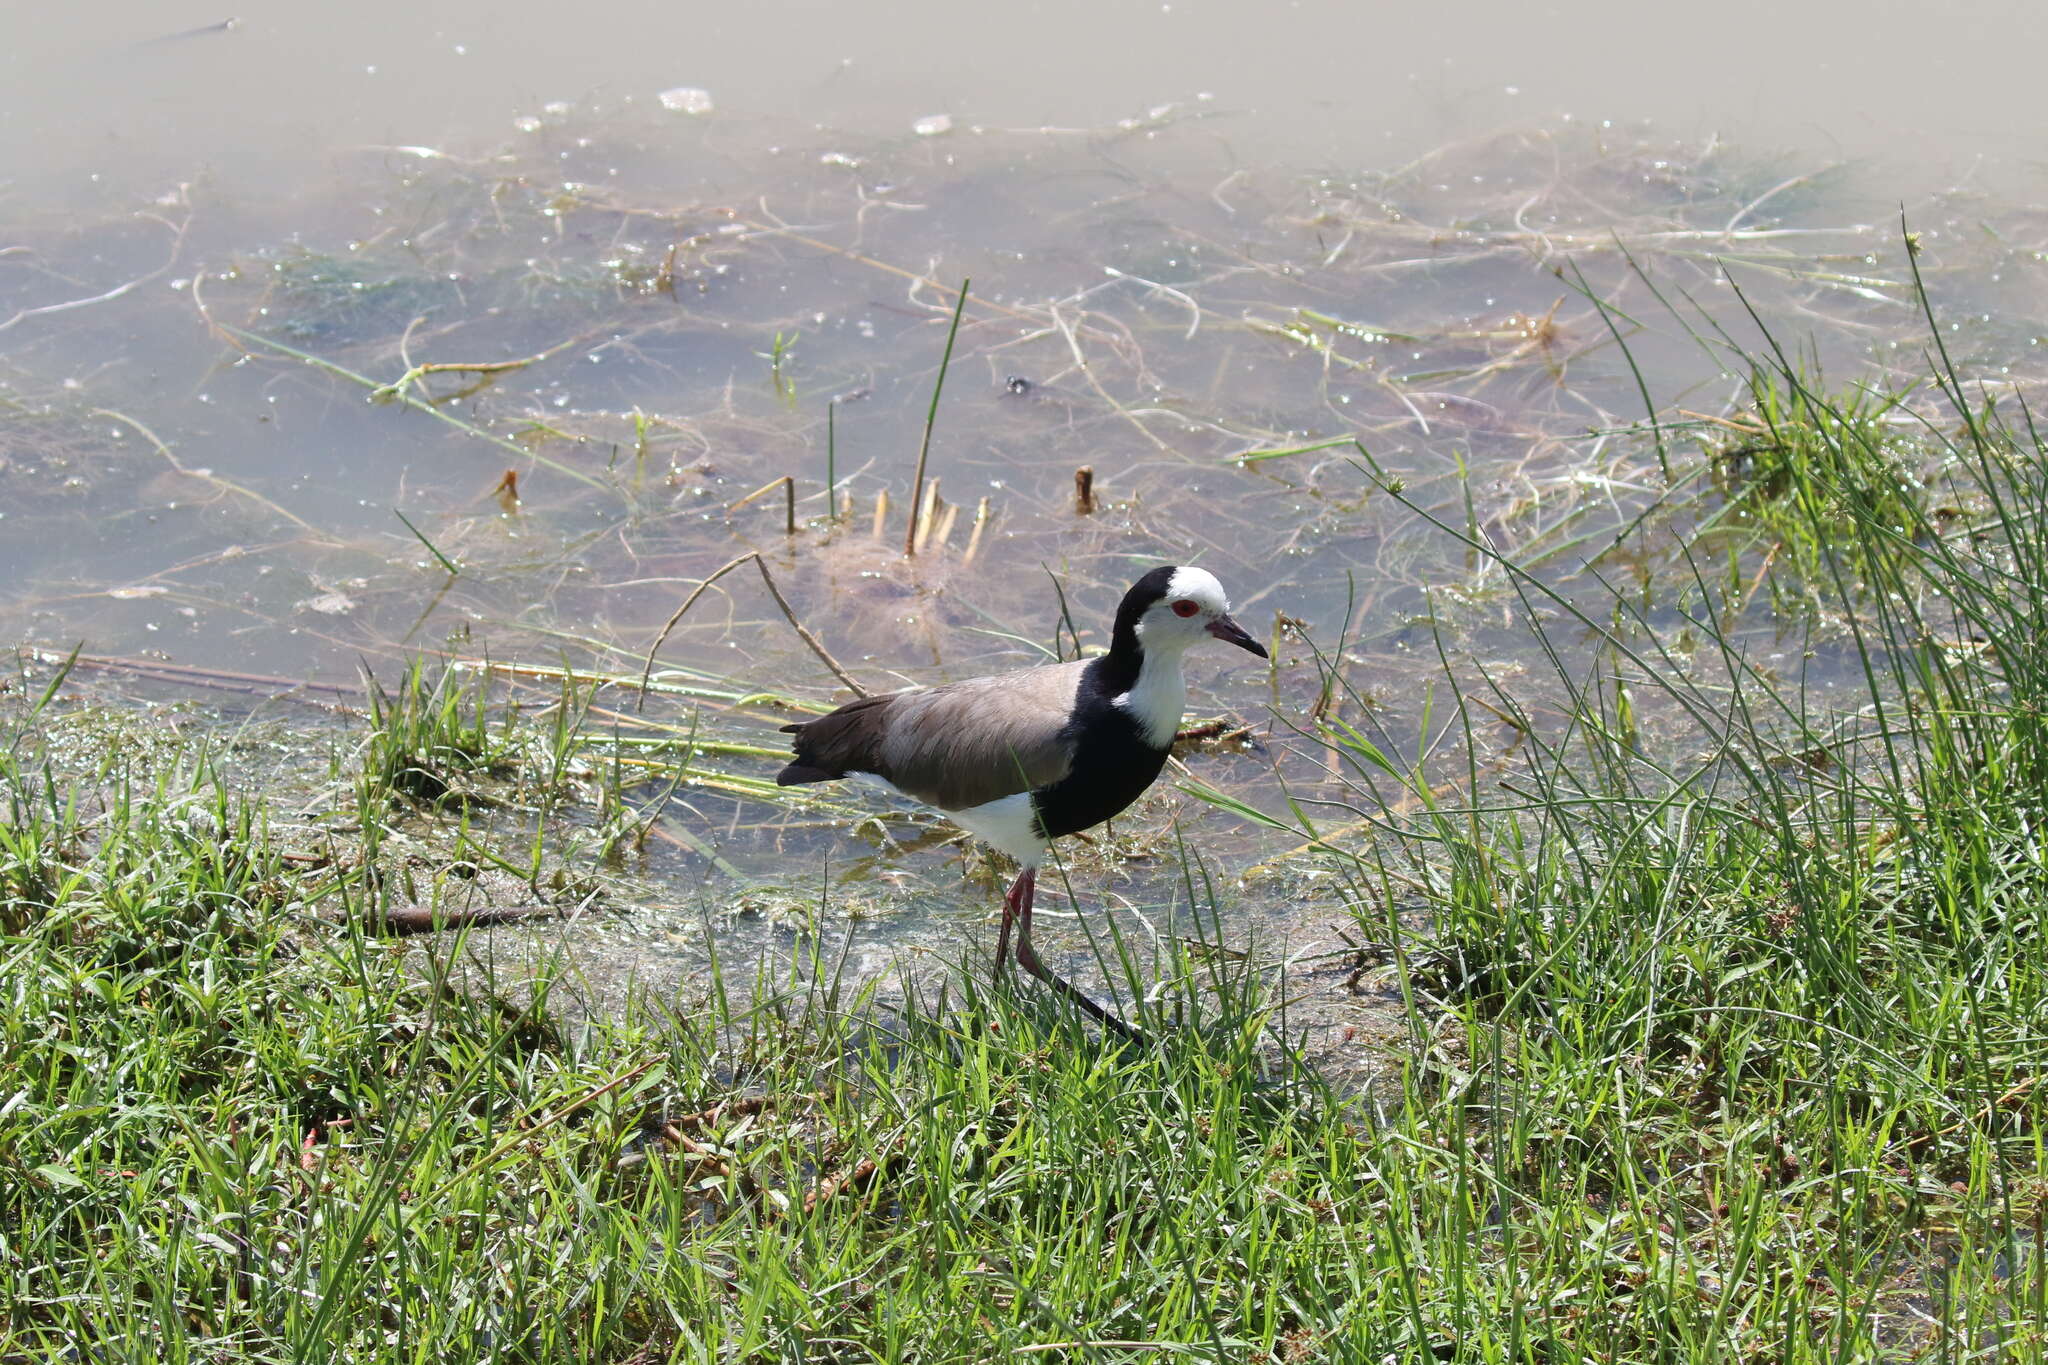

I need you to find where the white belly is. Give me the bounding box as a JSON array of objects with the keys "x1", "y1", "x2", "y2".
[
  {"x1": 850, "y1": 774, "x2": 1048, "y2": 866},
  {"x1": 945, "y1": 792, "x2": 1048, "y2": 865}
]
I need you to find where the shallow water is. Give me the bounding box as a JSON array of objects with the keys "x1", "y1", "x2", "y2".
[{"x1": 7, "y1": 1, "x2": 2048, "y2": 1043}]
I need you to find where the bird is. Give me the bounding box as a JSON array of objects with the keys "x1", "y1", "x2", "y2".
[{"x1": 775, "y1": 564, "x2": 1268, "y2": 1036}]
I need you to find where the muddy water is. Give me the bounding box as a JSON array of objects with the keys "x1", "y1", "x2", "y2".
[{"x1": 7, "y1": 0, "x2": 2048, "y2": 1051}]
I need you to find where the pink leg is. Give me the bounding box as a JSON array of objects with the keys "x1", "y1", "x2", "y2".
[
  {"x1": 1011, "y1": 867, "x2": 1044, "y2": 979},
  {"x1": 992, "y1": 867, "x2": 1032, "y2": 978}
]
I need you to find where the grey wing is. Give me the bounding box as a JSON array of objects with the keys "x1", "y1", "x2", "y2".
[{"x1": 873, "y1": 661, "x2": 1085, "y2": 810}]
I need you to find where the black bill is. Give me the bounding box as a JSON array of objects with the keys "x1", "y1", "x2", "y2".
[{"x1": 1207, "y1": 613, "x2": 1268, "y2": 658}]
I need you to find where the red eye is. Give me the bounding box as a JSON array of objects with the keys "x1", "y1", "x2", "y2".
[{"x1": 1171, "y1": 599, "x2": 1200, "y2": 618}]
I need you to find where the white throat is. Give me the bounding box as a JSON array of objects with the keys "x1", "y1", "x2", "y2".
[{"x1": 1111, "y1": 646, "x2": 1186, "y2": 749}]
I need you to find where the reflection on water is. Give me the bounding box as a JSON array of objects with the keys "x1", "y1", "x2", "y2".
[{"x1": 7, "y1": 14, "x2": 2048, "y2": 1026}]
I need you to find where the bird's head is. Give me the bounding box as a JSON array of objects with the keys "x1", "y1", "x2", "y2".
[{"x1": 1119, "y1": 565, "x2": 1268, "y2": 659}]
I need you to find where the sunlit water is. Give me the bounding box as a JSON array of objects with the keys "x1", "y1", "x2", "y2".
[{"x1": 7, "y1": 0, "x2": 2048, "y2": 1058}]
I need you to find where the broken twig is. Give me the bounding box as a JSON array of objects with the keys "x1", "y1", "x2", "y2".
[{"x1": 638, "y1": 552, "x2": 868, "y2": 707}]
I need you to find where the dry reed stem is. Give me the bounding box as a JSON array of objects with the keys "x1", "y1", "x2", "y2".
[
  {"x1": 217, "y1": 324, "x2": 610, "y2": 490},
  {"x1": 913, "y1": 477, "x2": 942, "y2": 552},
  {"x1": 800, "y1": 1142, "x2": 908, "y2": 1215},
  {"x1": 665, "y1": 1094, "x2": 812, "y2": 1134},
  {"x1": 727, "y1": 475, "x2": 797, "y2": 535},
  {"x1": 964, "y1": 497, "x2": 992, "y2": 563},
  {"x1": 1048, "y1": 302, "x2": 1172, "y2": 452},
  {"x1": 15, "y1": 647, "x2": 360, "y2": 700},
  {"x1": 638, "y1": 552, "x2": 868, "y2": 707},
  {"x1": 91, "y1": 408, "x2": 334, "y2": 541}
]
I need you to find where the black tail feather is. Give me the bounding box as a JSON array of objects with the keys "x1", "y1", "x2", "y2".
[
  {"x1": 778, "y1": 695, "x2": 896, "y2": 788},
  {"x1": 776, "y1": 762, "x2": 840, "y2": 787}
]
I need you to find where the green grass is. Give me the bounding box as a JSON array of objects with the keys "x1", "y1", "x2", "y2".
[
  {"x1": 0, "y1": 724, "x2": 1370, "y2": 1361},
  {"x1": 1691, "y1": 359, "x2": 1929, "y2": 612},
  {"x1": 1200, "y1": 254, "x2": 2048, "y2": 1358},
  {"x1": 355, "y1": 658, "x2": 521, "y2": 811},
  {"x1": 6, "y1": 253, "x2": 2048, "y2": 1361}
]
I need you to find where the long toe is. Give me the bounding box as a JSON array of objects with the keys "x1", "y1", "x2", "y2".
[{"x1": 1018, "y1": 948, "x2": 1147, "y2": 1043}]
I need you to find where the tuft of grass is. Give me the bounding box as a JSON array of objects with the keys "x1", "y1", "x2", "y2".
[
  {"x1": 761, "y1": 329, "x2": 799, "y2": 410},
  {"x1": 1696, "y1": 361, "x2": 1929, "y2": 603},
  {"x1": 355, "y1": 659, "x2": 516, "y2": 810}
]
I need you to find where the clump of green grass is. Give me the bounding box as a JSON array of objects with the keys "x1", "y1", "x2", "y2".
[
  {"x1": 1695, "y1": 360, "x2": 1933, "y2": 608},
  {"x1": 760, "y1": 329, "x2": 800, "y2": 410},
  {"x1": 1207, "y1": 249, "x2": 2048, "y2": 1358},
  {"x1": 354, "y1": 659, "x2": 518, "y2": 809}
]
